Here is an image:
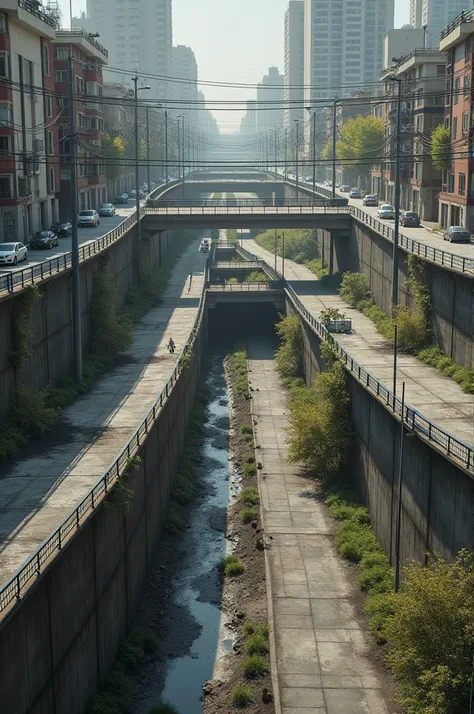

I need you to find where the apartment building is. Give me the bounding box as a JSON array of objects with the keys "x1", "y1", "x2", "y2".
[
  {"x1": 373, "y1": 49, "x2": 445, "y2": 220},
  {"x1": 256, "y1": 66, "x2": 284, "y2": 134},
  {"x1": 240, "y1": 100, "x2": 257, "y2": 136},
  {"x1": 438, "y1": 11, "x2": 474, "y2": 231},
  {"x1": 0, "y1": 0, "x2": 60, "y2": 244},
  {"x1": 284, "y1": 1, "x2": 304, "y2": 130},
  {"x1": 410, "y1": 0, "x2": 471, "y2": 48},
  {"x1": 172, "y1": 45, "x2": 198, "y2": 126},
  {"x1": 85, "y1": 0, "x2": 172, "y2": 102},
  {"x1": 53, "y1": 29, "x2": 108, "y2": 217}
]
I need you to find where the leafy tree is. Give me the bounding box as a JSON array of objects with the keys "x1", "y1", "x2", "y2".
[
  {"x1": 335, "y1": 115, "x2": 384, "y2": 181},
  {"x1": 102, "y1": 133, "x2": 126, "y2": 183},
  {"x1": 275, "y1": 315, "x2": 303, "y2": 378},
  {"x1": 431, "y1": 124, "x2": 451, "y2": 172}
]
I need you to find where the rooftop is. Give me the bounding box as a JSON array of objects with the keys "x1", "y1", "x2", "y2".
[
  {"x1": 2, "y1": 0, "x2": 58, "y2": 37},
  {"x1": 440, "y1": 10, "x2": 474, "y2": 51},
  {"x1": 54, "y1": 27, "x2": 108, "y2": 62}
]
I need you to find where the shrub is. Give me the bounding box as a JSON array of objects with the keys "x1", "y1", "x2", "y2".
[
  {"x1": 241, "y1": 507, "x2": 258, "y2": 523},
  {"x1": 385, "y1": 551, "x2": 474, "y2": 714},
  {"x1": 365, "y1": 592, "x2": 394, "y2": 643},
  {"x1": 359, "y1": 564, "x2": 394, "y2": 592},
  {"x1": 244, "y1": 455, "x2": 255, "y2": 464},
  {"x1": 164, "y1": 504, "x2": 184, "y2": 533},
  {"x1": 255, "y1": 228, "x2": 318, "y2": 262},
  {"x1": 232, "y1": 683, "x2": 253, "y2": 707},
  {"x1": 335, "y1": 521, "x2": 380, "y2": 562},
  {"x1": 418, "y1": 346, "x2": 474, "y2": 394},
  {"x1": 13, "y1": 385, "x2": 58, "y2": 437},
  {"x1": 243, "y1": 463, "x2": 257, "y2": 478},
  {"x1": 243, "y1": 655, "x2": 270, "y2": 679},
  {"x1": 319, "y1": 307, "x2": 346, "y2": 327},
  {"x1": 226, "y1": 277, "x2": 238, "y2": 284},
  {"x1": 242, "y1": 622, "x2": 269, "y2": 638},
  {"x1": 149, "y1": 703, "x2": 181, "y2": 714},
  {"x1": 392, "y1": 305, "x2": 430, "y2": 353},
  {"x1": 275, "y1": 315, "x2": 303, "y2": 378},
  {"x1": 306, "y1": 258, "x2": 328, "y2": 278},
  {"x1": 221, "y1": 555, "x2": 245, "y2": 576},
  {"x1": 339, "y1": 271, "x2": 372, "y2": 307},
  {"x1": 240, "y1": 487, "x2": 260, "y2": 505},
  {"x1": 245, "y1": 271, "x2": 269, "y2": 283},
  {"x1": 241, "y1": 424, "x2": 253, "y2": 435},
  {"x1": 244, "y1": 633, "x2": 269, "y2": 656}
]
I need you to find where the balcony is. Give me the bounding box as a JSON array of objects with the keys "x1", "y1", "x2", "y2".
[
  {"x1": 440, "y1": 10, "x2": 474, "y2": 52},
  {"x1": 54, "y1": 28, "x2": 108, "y2": 63},
  {"x1": 1, "y1": 0, "x2": 58, "y2": 37}
]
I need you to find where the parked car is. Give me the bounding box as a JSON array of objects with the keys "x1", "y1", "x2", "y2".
[
  {"x1": 29, "y1": 231, "x2": 59, "y2": 249},
  {"x1": 113, "y1": 193, "x2": 128, "y2": 205},
  {"x1": 128, "y1": 190, "x2": 137, "y2": 198},
  {"x1": 340, "y1": 185, "x2": 350, "y2": 193},
  {"x1": 443, "y1": 225, "x2": 471, "y2": 243},
  {"x1": 99, "y1": 203, "x2": 116, "y2": 217},
  {"x1": 304, "y1": 176, "x2": 313, "y2": 182},
  {"x1": 50, "y1": 220, "x2": 72, "y2": 237},
  {"x1": 0, "y1": 242, "x2": 27, "y2": 265},
  {"x1": 349, "y1": 187, "x2": 362, "y2": 198},
  {"x1": 377, "y1": 204, "x2": 395, "y2": 219},
  {"x1": 363, "y1": 194, "x2": 379, "y2": 206},
  {"x1": 400, "y1": 211, "x2": 420, "y2": 227},
  {"x1": 77, "y1": 209, "x2": 100, "y2": 227}
]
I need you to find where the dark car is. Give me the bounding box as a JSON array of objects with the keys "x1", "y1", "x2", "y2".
[
  {"x1": 443, "y1": 226, "x2": 471, "y2": 243},
  {"x1": 99, "y1": 203, "x2": 116, "y2": 217},
  {"x1": 400, "y1": 211, "x2": 420, "y2": 227},
  {"x1": 29, "y1": 231, "x2": 59, "y2": 249},
  {"x1": 113, "y1": 194, "x2": 129, "y2": 205},
  {"x1": 50, "y1": 221, "x2": 72, "y2": 237}
]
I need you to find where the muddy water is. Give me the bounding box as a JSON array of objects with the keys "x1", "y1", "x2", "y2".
[{"x1": 132, "y1": 355, "x2": 239, "y2": 714}]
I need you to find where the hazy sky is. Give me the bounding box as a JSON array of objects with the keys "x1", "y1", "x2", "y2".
[{"x1": 62, "y1": 0, "x2": 411, "y2": 132}]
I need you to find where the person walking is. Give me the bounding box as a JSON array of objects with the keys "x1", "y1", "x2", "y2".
[{"x1": 168, "y1": 337, "x2": 175, "y2": 354}]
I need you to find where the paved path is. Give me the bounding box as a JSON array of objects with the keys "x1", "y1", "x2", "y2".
[
  {"x1": 246, "y1": 238, "x2": 474, "y2": 446},
  {"x1": 249, "y1": 340, "x2": 392, "y2": 714},
  {"x1": 0, "y1": 239, "x2": 206, "y2": 587}
]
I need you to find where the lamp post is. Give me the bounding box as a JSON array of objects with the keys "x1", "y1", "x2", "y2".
[
  {"x1": 284, "y1": 126, "x2": 287, "y2": 180},
  {"x1": 68, "y1": 51, "x2": 82, "y2": 384},
  {"x1": 294, "y1": 119, "x2": 299, "y2": 197},
  {"x1": 176, "y1": 114, "x2": 183, "y2": 189},
  {"x1": 332, "y1": 99, "x2": 337, "y2": 199},
  {"x1": 132, "y1": 74, "x2": 150, "y2": 242},
  {"x1": 387, "y1": 75, "x2": 403, "y2": 314},
  {"x1": 274, "y1": 126, "x2": 278, "y2": 181},
  {"x1": 164, "y1": 110, "x2": 168, "y2": 183},
  {"x1": 306, "y1": 107, "x2": 317, "y2": 199}
]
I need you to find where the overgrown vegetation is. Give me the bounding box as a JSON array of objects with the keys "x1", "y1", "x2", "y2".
[
  {"x1": 418, "y1": 346, "x2": 474, "y2": 393},
  {"x1": 109, "y1": 456, "x2": 141, "y2": 515},
  {"x1": 431, "y1": 124, "x2": 452, "y2": 172},
  {"x1": 221, "y1": 554, "x2": 245, "y2": 576},
  {"x1": 275, "y1": 315, "x2": 303, "y2": 378},
  {"x1": 255, "y1": 228, "x2": 317, "y2": 263},
  {"x1": 232, "y1": 683, "x2": 254, "y2": 707},
  {"x1": 227, "y1": 228, "x2": 238, "y2": 243},
  {"x1": 230, "y1": 343, "x2": 249, "y2": 394},
  {"x1": 244, "y1": 271, "x2": 269, "y2": 283},
  {"x1": 88, "y1": 628, "x2": 157, "y2": 714},
  {"x1": 240, "y1": 487, "x2": 260, "y2": 506},
  {"x1": 242, "y1": 655, "x2": 270, "y2": 680}
]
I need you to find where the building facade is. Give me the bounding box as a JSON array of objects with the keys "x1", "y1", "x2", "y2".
[
  {"x1": 85, "y1": 0, "x2": 172, "y2": 101},
  {"x1": 53, "y1": 29, "x2": 108, "y2": 217},
  {"x1": 383, "y1": 28, "x2": 425, "y2": 68},
  {"x1": 284, "y1": 1, "x2": 304, "y2": 130},
  {"x1": 240, "y1": 100, "x2": 257, "y2": 136},
  {"x1": 256, "y1": 66, "x2": 284, "y2": 135},
  {"x1": 172, "y1": 45, "x2": 198, "y2": 125},
  {"x1": 438, "y1": 11, "x2": 474, "y2": 230},
  {"x1": 422, "y1": 0, "x2": 471, "y2": 48},
  {"x1": 0, "y1": 1, "x2": 60, "y2": 244}
]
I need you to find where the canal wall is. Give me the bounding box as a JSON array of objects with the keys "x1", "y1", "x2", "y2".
[
  {"x1": 315, "y1": 223, "x2": 474, "y2": 369},
  {"x1": 0, "y1": 227, "x2": 170, "y2": 422},
  {"x1": 0, "y1": 318, "x2": 204, "y2": 714},
  {"x1": 295, "y1": 305, "x2": 474, "y2": 567}
]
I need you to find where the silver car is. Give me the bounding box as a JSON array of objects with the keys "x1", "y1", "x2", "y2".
[
  {"x1": 77, "y1": 209, "x2": 100, "y2": 227},
  {"x1": 378, "y1": 204, "x2": 395, "y2": 219},
  {"x1": 0, "y1": 242, "x2": 28, "y2": 265}
]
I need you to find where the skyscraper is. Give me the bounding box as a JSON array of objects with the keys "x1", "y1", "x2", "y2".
[
  {"x1": 172, "y1": 45, "x2": 198, "y2": 124},
  {"x1": 85, "y1": 0, "x2": 172, "y2": 101},
  {"x1": 256, "y1": 67, "x2": 284, "y2": 134},
  {"x1": 411, "y1": 0, "x2": 472, "y2": 47},
  {"x1": 284, "y1": 1, "x2": 304, "y2": 129},
  {"x1": 410, "y1": 0, "x2": 423, "y2": 29}
]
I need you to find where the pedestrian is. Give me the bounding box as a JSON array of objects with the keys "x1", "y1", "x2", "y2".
[
  {"x1": 188, "y1": 272, "x2": 193, "y2": 290},
  {"x1": 168, "y1": 337, "x2": 175, "y2": 354}
]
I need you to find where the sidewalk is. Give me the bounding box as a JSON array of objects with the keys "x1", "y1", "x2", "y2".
[
  {"x1": 249, "y1": 340, "x2": 392, "y2": 714},
  {"x1": 246, "y1": 238, "x2": 474, "y2": 446},
  {"x1": 0, "y1": 240, "x2": 206, "y2": 587}
]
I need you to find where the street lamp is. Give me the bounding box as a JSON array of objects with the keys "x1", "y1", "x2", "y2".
[
  {"x1": 176, "y1": 114, "x2": 185, "y2": 198},
  {"x1": 386, "y1": 74, "x2": 403, "y2": 314},
  {"x1": 132, "y1": 75, "x2": 150, "y2": 241},
  {"x1": 146, "y1": 104, "x2": 162, "y2": 195},
  {"x1": 306, "y1": 107, "x2": 317, "y2": 198},
  {"x1": 294, "y1": 119, "x2": 299, "y2": 197}
]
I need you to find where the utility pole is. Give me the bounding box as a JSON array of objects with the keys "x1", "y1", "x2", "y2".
[
  {"x1": 182, "y1": 115, "x2": 186, "y2": 198},
  {"x1": 332, "y1": 99, "x2": 337, "y2": 199},
  {"x1": 390, "y1": 76, "x2": 402, "y2": 313},
  {"x1": 312, "y1": 111, "x2": 316, "y2": 198},
  {"x1": 394, "y1": 381, "x2": 406, "y2": 593},
  {"x1": 176, "y1": 116, "x2": 181, "y2": 187},
  {"x1": 146, "y1": 106, "x2": 150, "y2": 194},
  {"x1": 68, "y1": 51, "x2": 82, "y2": 384},
  {"x1": 294, "y1": 119, "x2": 299, "y2": 197},
  {"x1": 284, "y1": 127, "x2": 287, "y2": 180},
  {"x1": 132, "y1": 74, "x2": 150, "y2": 241},
  {"x1": 274, "y1": 127, "x2": 278, "y2": 180},
  {"x1": 164, "y1": 110, "x2": 168, "y2": 183}
]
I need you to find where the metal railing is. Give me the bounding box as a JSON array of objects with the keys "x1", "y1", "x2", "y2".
[
  {"x1": 18, "y1": 0, "x2": 59, "y2": 28},
  {"x1": 56, "y1": 28, "x2": 109, "y2": 57},
  {"x1": 208, "y1": 282, "x2": 276, "y2": 292},
  {"x1": 145, "y1": 205, "x2": 352, "y2": 217},
  {"x1": 0, "y1": 265, "x2": 207, "y2": 615},
  {"x1": 151, "y1": 197, "x2": 349, "y2": 208},
  {"x1": 440, "y1": 9, "x2": 474, "y2": 39},
  {"x1": 212, "y1": 261, "x2": 265, "y2": 269}
]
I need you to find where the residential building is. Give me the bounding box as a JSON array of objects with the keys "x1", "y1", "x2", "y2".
[
  {"x1": 53, "y1": 29, "x2": 108, "y2": 217},
  {"x1": 438, "y1": 11, "x2": 474, "y2": 230},
  {"x1": 372, "y1": 48, "x2": 445, "y2": 220},
  {"x1": 85, "y1": 0, "x2": 172, "y2": 102},
  {"x1": 240, "y1": 100, "x2": 257, "y2": 136},
  {"x1": 383, "y1": 28, "x2": 425, "y2": 68},
  {"x1": 256, "y1": 66, "x2": 284, "y2": 135},
  {"x1": 0, "y1": 1, "x2": 60, "y2": 244},
  {"x1": 172, "y1": 45, "x2": 198, "y2": 125},
  {"x1": 420, "y1": 0, "x2": 471, "y2": 48},
  {"x1": 410, "y1": 0, "x2": 423, "y2": 29},
  {"x1": 304, "y1": 0, "x2": 394, "y2": 161},
  {"x1": 284, "y1": 1, "x2": 304, "y2": 130}
]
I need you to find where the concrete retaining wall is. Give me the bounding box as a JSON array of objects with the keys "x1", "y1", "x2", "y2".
[
  {"x1": 0, "y1": 228, "x2": 170, "y2": 422},
  {"x1": 0, "y1": 320, "x2": 203, "y2": 714},
  {"x1": 295, "y1": 305, "x2": 474, "y2": 566},
  {"x1": 315, "y1": 223, "x2": 474, "y2": 368}
]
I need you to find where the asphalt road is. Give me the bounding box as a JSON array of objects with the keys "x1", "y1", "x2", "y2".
[{"x1": 0, "y1": 202, "x2": 140, "y2": 278}]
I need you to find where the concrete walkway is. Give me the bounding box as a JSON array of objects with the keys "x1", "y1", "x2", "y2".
[
  {"x1": 246, "y1": 238, "x2": 474, "y2": 446},
  {"x1": 249, "y1": 340, "x2": 392, "y2": 714},
  {"x1": 0, "y1": 239, "x2": 206, "y2": 588}
]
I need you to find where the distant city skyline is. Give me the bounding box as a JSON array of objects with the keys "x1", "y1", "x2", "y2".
[{"x1": 60, "y1": 0, "x2": 413, "y2": 132}]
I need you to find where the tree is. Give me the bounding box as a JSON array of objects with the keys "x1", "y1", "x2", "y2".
[
  {"x1": 336, "y1": 115, "x2": 384, "y2": 182},
  {"x1": 102, "y1": 133, "x2": 126, "y2": 183},
  {"x1": 431, "y1": 124, "x2": 451, "y2": 172}
]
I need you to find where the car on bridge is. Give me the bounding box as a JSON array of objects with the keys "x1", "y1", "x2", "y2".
[
  {"x1": 443, "y1": 226, "x2": 471, "y2": 243},
  {"x1": 0, "y1": 241, "x2": 27, "y2": 265},
  {"x1": 349, "y1": 187, "x2": 362, "y2": 198},
  {"x1": 340, "y1": 185, "x2": 350, "y2": 192},
  {"x1": 29, "y1": 231, "x2": 59, "y2": 249},
  {"x1": 51, "y1": 220, "x2": 72, "y2": 237},
  {"x1": 113, "y1": 193, "x2": 129, "y2": 205},
  {"x1": 400, "y1": 211, "x2": 420, "y2": 227},
  {"x1": 99, "y1": 203, "x2": 116, "y2": 217},
  {"x1": 77, "y1": 210, "x2": 100, "y2": 227},
  {"x1": 378, "y1": 204, "x2": 395, "y2": 219},
  {"x1": 363, "y1": 194, "x2": 379, "y2": 206}
]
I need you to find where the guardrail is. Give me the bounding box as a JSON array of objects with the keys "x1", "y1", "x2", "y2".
[
  {"x1": 145, "y1": 205, "x2": 352, "y2": 217},
  {"x1": 0, "y1": 259, "x2": 207, "y2": 615},
  {"x1": 440, "y1": 9, "x2": 474, "y2": 39},
  {"x1": 212, "y1": 261, "x2": 265, "y2": 269},
  {"x1": 208, "y1": 282, "x2": 276, "y2": 292},
  {"x1": 149, "y1": 197, "x2": 349, "y2": 208}
]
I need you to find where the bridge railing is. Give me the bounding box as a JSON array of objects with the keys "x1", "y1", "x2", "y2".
[
  {"x1": 148, "y1": 197, "x2": 349, "y2": 208},
  {"x1": 0, "y1": 259, "x2": 207, "y2": 616},
  {"x1": 208, "y1": 282, "x2": 277, "y2": 292}
]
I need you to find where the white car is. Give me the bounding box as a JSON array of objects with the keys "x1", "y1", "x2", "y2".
[
  {"x1": 0, "y1": 242, "x2": 28, "y2": 265},
  {"x1": 77, "y1": 209, "x2": 100, "y2": 227},
  {"x1": 378, "y1": 204, "x2": 395, "y2": 219}
]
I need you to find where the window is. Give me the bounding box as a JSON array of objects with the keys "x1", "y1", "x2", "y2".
[
  {"x1": 0, "y1": 135, "x2": 11, "y2": 154},
  {"x1": 47, "y1": 131, "x2": 54, "y2": 155},
  {"x1": 0, "y1": 13, "x2": 7, "y2": 35},
  {"x1": 416, "y1": 115, "x2": 423, "y2": 131},
  {"x1": 463, "y1": 112, "x2": 469, "y2": 132},
  {"x1": 445, "y1": 79, "x2": 451, "y2": 104},
  {"x1": 0, "y1": 175, "x2": 12, "y2": 198},
  {"x1": 42, "y1": 42, "x2": 49, "y2": 76},
  {"x1": 45, "y1": 93, "x2": 52, "y2": 118},
  {"x1": 75, "y1": 75, "x2": 84, "y2": 94},
  {"x1": 464, "y1": 74, "x2": 471, "y2": 96},
  {"x1": 0, "y1": 103, "x2": 11, "y2": 126},
  {"x1": 437, "y1": 64, "x2": 445, "y2": 76},
  {"x1": 416, "y1": 88, "x2": 423, "y2": 107},
  {"x1": 454, "y1": 77, "x2": 460, "y2": 104},
  {"x1": 49, "y1": 166, "x2": 55, "y2": 192},
  {"x1": 452, "y1": 116, "x2": 458, "y2": 139},
  {"x1": 54, "y1": 48, "x2": 69, "y2": 61},
  {"x1": 55, "y1": 70, "x2": 68, "y2": 83},
  {"x1": 0, "y1": 52, "x2": 9, "y2": 78},
  {"x1": 459, "y1": 172, "x2": 466, "y2": 196},
  {"x1": 448, "y1": 173, "x2": 455, "y2": 193}
]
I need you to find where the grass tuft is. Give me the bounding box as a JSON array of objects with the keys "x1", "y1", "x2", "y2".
[
  {"x1": 241, "y1": 507, "x2": 258, "y2": 523},
  {"x1": 243, "y1": 654, "x2": 270, "y2": 679},
  {"x1": 232, "y1": 683, "x2": 253, "y2": 707},
  {"x1": 240, "y1": 487, "x2": 260, "y2": 506},
  {"x1": 221, "y1": 554, "x2": 245, "y2": 576},
  {"x1": 244, "y1": 633, "x2": 269, "y2": 656}
]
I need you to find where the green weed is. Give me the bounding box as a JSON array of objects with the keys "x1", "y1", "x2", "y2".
[{"x1": 243, "y1": 655, "x2": 270, "y2": 679}]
